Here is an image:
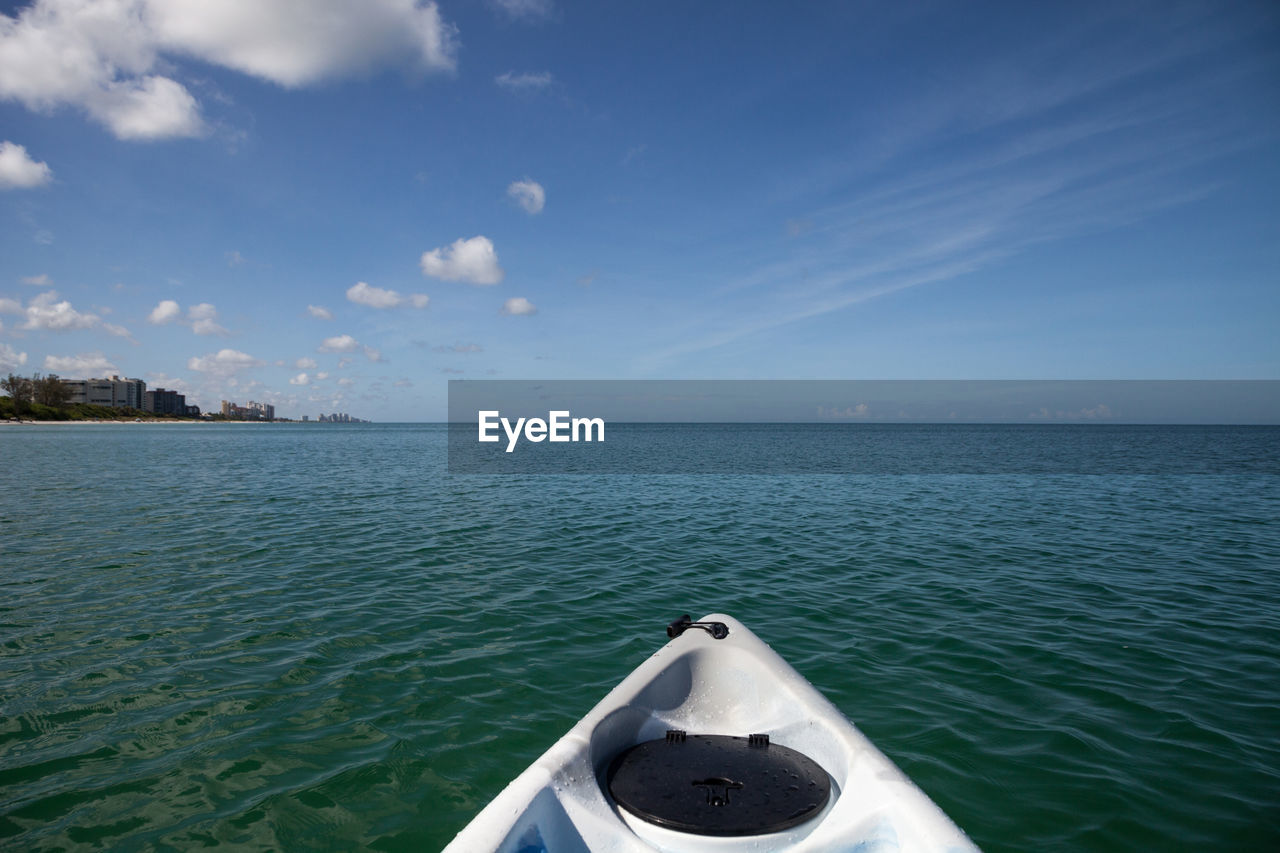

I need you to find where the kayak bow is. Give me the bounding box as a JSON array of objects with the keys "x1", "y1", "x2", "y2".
[{"x1": 444, "y1": 613, "x2": 977, "y2": 852}]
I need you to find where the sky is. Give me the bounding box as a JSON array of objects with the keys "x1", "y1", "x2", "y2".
[{"x1": 1, "y1": 0, "x2": 1277, "y2": 421}]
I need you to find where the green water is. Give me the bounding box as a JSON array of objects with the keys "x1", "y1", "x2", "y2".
[{"x1": 2, "y1": 424, "x2": 1278, "y2": 850}]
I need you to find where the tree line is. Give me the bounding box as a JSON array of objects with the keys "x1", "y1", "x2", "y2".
[{"x1": 2, "y1": 373, "x2": 73, "y2": 416}]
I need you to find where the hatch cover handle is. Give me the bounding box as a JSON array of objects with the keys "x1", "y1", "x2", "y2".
[{"x1": 667, "y1": 614, "x2": 729, "y2": 640}]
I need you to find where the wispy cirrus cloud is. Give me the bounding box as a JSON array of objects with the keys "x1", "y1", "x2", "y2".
[
  {"x1": 507, "y1": 178, "x2": 545, "y2": 214},
  {"x1": 346, "y1": 281, "x2": 428, "y2": 309},
  {"x1": 490, "y1": 0, "x2": 553, "y2": 22},
  {"x1": 495, "y1": 71, "x2": 552, "y2": 91},
  {"x1": 638, "y1": 7, "x2": 1277, "y2": 368}
]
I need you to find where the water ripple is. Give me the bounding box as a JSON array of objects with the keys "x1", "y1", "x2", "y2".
[{"x1": 1, "y1": 425, "x2": 1278, "y2": 850}]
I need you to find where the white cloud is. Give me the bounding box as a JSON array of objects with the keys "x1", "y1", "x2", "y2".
[
  {"x1": 346, "y1": 281, "x2": 430, "y2": 310},
  {"x1": 315, "y1": 371, "x2": 329, "y2": 380},
  {"x1": 187, "y1": 348, "x2": 263, "y2": 372},
  {"x1": 147, "y1": 298, "x2": 226, "y2": 333},
  {"x1": 142, "y1": 371, "x2": 189, "y2": 394},
  {"x1": 147, "y1": 0, "x2": 457, "y2": 85},
  {"x1": 495, "y1": 70, "x2": 552, "y2": 91},
  {"x1": 307, "y1": 304, "x2": 333, "y2": 320},
  {"x1": 432, "y1": 342, "x2": 482, "y2": 353},
  {"x1": 21, "y1": 273, "x2": 51, "y2": 286},
  {"x1": 364, "y1": 346, "x2": 383, "y2": 362},
  {"x1": 187, "y1": 301, "x2": 227, "y2": 335},
  {"x1": 491, "y1": 0, "x2": 554, "y2": 21},
  {"x1": 501, "y1": 296, "x2": 537, "y2": 316},
  {"x1": 347, "y1": 281, "x2": 399, "y2": 308},
  {"x1": 43, "y1": 351, "x2": 116, "y2": 374},
  {"x1": 89, "y1": 75, "x2": 204, "y2": 140},
  {"x1": 0, "y1": 0, "x2": 457, "y2": 141},
  {"x1": 0, "y1": 297, "x2": 22, "y2": 315},
  {"x1": 289, "y1": 372, "x2": 310, "y2": 386},
  {"x1": 144, "y1": 371, "x2": 190, "y2": 394},
  {"x1": 420, "y1": 235, "x2": 504, "y2": 285},
  {"x1": 0, "y1": 342, "x2": 28, "y2": 373},
  {"x1": 295, "y1": 357, "x2": 317, "y2": 369},
  {"x1": 147, "y1": 299, "x2": 181, "y2": 324},
  {"x1": 394, "y1": 378, "x2": 412, "y2": 387},
  {"x1": 18, "y1": 290, "x2": 131, "y2": 336},
  {"x1": 319, "y1": 334, "x2": 361, "y2": 353},
  {"x1": 0, "y1": 141, "x2": 52, "y2": 189},
  {"x1": 507, "y1": 178, "x2": 545, "y2": 214},
  {"x1": 0, "y1": 0, "x2": 207, "y2": 141},
  {"x1": 337, "y1": 377, "x2": 354, "y2": 387}
]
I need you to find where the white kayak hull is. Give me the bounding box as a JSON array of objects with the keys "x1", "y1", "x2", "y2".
[{"x1": 444, "y1": 614, "x2": 977, "y2": 852}]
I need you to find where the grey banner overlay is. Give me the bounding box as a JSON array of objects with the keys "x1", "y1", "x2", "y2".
[{"x1": 447, "y1": 380, "x2": 1280, "y2": 474}]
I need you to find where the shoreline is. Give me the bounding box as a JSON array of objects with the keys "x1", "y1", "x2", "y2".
[{"x1": 0, "y1": 419, "x2": 285, "y2": 426}]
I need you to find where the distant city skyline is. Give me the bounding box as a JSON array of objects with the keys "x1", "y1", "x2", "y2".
[{"x1": 1, "y1": 1, "x2": 1277, "y2": 421}]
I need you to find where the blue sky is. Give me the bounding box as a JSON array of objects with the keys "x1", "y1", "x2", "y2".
[{"x1": 1, "y1": 0, "x2": 1277, "y2": 421}]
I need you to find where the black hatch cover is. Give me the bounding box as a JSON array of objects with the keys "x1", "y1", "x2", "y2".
[{"x1": 606, "y1": 731, "x2": 831, "y2": 836}]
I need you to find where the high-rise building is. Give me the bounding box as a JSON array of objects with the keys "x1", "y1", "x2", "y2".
[
  {"x1": 247, "y1": 400, "x2": 274, "y2": 420},
  {"x1": 144, "y1": 388, "x2": 187, "y2": 415},
  {"x1": 220, "y1": 399, "x2": 275, "y2": 420},
  {"x1": 61, "y1": 375, "x2": 146, "y2": 408}
]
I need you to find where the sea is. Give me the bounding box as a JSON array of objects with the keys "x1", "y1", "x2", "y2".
[{"x1": 1, "y1": 423, "x2": 1277, "y2": 851}]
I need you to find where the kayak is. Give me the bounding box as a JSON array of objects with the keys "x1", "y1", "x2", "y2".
[{"x1": 444, "y1": 614, "x2": 977, "y2": 852}]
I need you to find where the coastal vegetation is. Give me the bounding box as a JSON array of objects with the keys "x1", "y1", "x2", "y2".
[{"x1": 0, "y1": 372, "x2": 192, "y2": 421}]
